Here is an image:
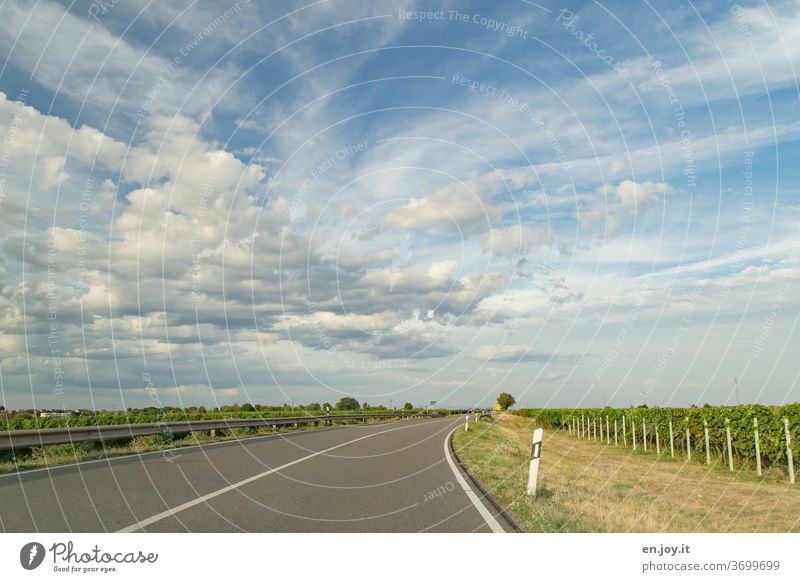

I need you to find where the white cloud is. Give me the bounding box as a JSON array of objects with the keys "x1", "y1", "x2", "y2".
[
  {"x1": 474, "y1": 344, "x2": 550, "y2": 362},
  {"x1": 482, "y1": 225, "x2": 551, "y2": 256}
]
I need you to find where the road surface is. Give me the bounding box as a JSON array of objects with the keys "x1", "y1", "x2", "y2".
[{"x1": 0, "y1": 416, "x2": 514, "y2": 532}]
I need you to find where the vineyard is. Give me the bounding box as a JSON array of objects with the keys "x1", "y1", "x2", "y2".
[
  {"x1": 0, "y1": 409, "x2": 426, "y2": 432},
  {"x1": 515, "y1": 404, "x2": 799, "y2": 481}
]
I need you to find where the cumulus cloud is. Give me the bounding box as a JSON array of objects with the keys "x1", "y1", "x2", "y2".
[
  {"x1": 474, "y1": 344, "x2": 552, "y2": 362},
  {"x1": 607, "y1": 180, "x2": 671, "y2": 207},
  {"x1": 1, "y1": 0, "x2": 798, "y2": 410},
  {"x1": 482, "y1": 225, "x2": 551, "y2": 256},
  {"x1": 577, "y1": 180, "x2": 674, "y2": 238}
]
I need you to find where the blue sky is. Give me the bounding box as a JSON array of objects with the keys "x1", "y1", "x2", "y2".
[{"x1": 0, "y1": 0, "x2": 798, "y2": 410}]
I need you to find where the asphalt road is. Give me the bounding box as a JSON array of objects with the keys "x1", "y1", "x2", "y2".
[{"x1": 0, "y1": 416, "x2": 513, "y2": 532}]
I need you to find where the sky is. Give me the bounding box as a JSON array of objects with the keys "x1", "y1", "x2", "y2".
[{"x1": 0, "y1": 0, "x2": 798, "y2": 411}]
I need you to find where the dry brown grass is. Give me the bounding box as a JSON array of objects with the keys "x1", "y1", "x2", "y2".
[{"x1": 452, "y1": 414, "x2": 800, "y2": 532}]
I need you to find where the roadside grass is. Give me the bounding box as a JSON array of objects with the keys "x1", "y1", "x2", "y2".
[
  {"x1": 0, "y1": 417, "x2": 387, "y2": 474},
  {"x1": 451, "y1": 414, "x2": 800, "y2": 533}
]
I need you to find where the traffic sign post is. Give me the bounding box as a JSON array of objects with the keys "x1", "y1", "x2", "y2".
[{"x1": 526, "y1": 428, "x2": 544, "y2": 496}]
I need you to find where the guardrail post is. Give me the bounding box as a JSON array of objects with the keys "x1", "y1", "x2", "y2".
[
  {"x1": 785, "y1": 418, "x2": 795, "y2": 484},
  {"x1": 210, "y1": 429, "x2": 216, "y2": 439},
  {"x1": 526, "y1": 428, "x2": 544, "y2": 496}
]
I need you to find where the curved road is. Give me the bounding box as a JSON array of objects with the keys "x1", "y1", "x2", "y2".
[{"x1": 0, "y1": 416, "x2": 513, "y2": 532}]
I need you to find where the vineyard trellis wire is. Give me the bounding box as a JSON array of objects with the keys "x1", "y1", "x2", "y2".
[{"x1": 515, "y1": 405, "x2": 799, "y2": 483}]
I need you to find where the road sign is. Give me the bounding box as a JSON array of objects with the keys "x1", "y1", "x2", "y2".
[
  {"x1": 493, "y1": 403, "x2": 501, "y2": 412},
  {"x1": 526, "y1": 428, "x2": 543, "y2": 496}
]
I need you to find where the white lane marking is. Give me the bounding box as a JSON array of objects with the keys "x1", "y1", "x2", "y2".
[
  {"x1": 116, "y1": 420, "x2": 434, "y2": 532},
  {"x1": 444, "y1": 426, "x2": 505, "y2": 533}
]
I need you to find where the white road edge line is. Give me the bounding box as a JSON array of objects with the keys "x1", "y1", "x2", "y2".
[
  {"x1": 444, "y1": 426, "x2": 505, "y2": 533},
  {"x1": 116, "y1": 420, "x2": 431, "y2": 533}
]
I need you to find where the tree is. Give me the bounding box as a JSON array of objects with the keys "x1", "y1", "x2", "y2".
[
  {"x1": 306, "y1": 402, "x2": 321, "y2": 410},
  {"x1": 322, "y1": 402, "x2": 333, "y2": 411},
  {"x1": 403, "y1": 402, "x2": 414, "y2": 411},
  {"x1": 362, "y1": 401, "x2": 370, "y2": 410},
  {"x1": 240, "y1": 403, "x2": 255, "y2": 412},
  {"x1": 197, "y1": 406, "x2": 207, "y2": 414},
  {"x1": 336, "y1": 397, "x2": 360, "y2": 410},
  {"x1": 497, "y1": 392, "x2": 516, "y2": 410},
  {"x1": 0, "y1": 405, "x2": 5, "y2": 412}
]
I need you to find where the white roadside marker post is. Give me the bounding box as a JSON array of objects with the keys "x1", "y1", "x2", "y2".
[
  {"x1": 704, "y1": 420, "x2": 711, "y2": 465},
  {"x1": 606, "y1": 416, "x2": 610, "y2": 443},
  {"x1": 725, "y1": 418, "x2": 734, "y2": 472},
  {"x1": 632, "y1": 420, "x2": 637, "y2": 451},
  {"x1": 614, "y1": 418, "x2": 618, "y2": 446},
  {"x1": 784, "y1": 418, "x2": 795, "y2": 485},
  {"x1": 527, "y1": 428, "x2": 544, "y2": 496},
  {"x1": 753, "y1": 417, "x2": 762, "y2": 476},
  {"x1": 465, "y1": 414, "x2": 469, "y2": 432}
]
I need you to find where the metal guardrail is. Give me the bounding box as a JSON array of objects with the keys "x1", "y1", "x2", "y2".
[{"x1": 0, "y1": 413, "x2": 430, "y2": 450}]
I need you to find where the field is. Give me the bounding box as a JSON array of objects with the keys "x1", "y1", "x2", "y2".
[
  {"x1": 0, "y1": 408, "x2": 422, "y2": 431},
  {"x1": 451, "y1": 414, "x2": 800, "y2": 532},
  {"x1": 0, "y1": 414, "x2": 418, "y2": 474},
  {"x1": 516, "y1": 405, "x2": 800, "y2": 472}
]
